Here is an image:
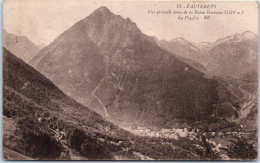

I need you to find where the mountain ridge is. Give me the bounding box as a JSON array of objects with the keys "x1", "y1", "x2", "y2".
[
  {"x1": 157, "y1": 31, "x2": 258, "y2": 80},
  {"x1": 207, "y1": 31, "x2": 258, "y2": 79},
  {"x1": 3, "y1": 29, "x2": 41, "y2": 63}
]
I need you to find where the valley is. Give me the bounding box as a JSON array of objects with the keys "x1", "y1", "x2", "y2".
[{"x1": 2, "y1": 4, "x2": 258, "y2": 161}]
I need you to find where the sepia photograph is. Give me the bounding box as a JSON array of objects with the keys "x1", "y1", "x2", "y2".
[{"x1": 2, "y1": 0, "x2": 259, "y2": 160}]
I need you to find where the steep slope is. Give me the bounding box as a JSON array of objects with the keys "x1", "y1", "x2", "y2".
[
  {"x1": 3, "y1": 29, "x2": 40, "y2": 63},
  {"x1": 3, "y1": 48, "x2": 132, "y2": 159},
  {"x1": 158, "y1": 32, "x2": 258, "y2": 125},
  {"x1": 3, "y1": 48, "x2": 106, "y2": 128},
  {"x1": 158, "y1": 38, "x2": 209, "y2": 72},
  {"x1": 207, "y1": 31, "x2": 258, "y2": 80},
  {"x1": 213, "y1": 76, "x2": 258, "y2": 131},
  {"x1": 31, "y1": 6, "x2": 219, "y2": 128},
  {"x1": 30, "y1": 18, "x2": 106, "y2": 105}
]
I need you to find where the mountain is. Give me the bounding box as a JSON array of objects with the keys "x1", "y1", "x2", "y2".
[
  {"x1": 3, "y1": 47, "x2": 133, "y2": 159},
  {"x1": 157, "y1": 32, "x2": 258, "y2": 124},
  {"x1": 158, "y1": 38, "x2": 209, "y2": 72},
  {"x1": 207, "y1": 31, "x2": 258, "y2": 80},
  {"x1": 3, "y1": 29, "x2": 40, "y2": 63},
  {"x1": 3, "y1": 47, "x2": 210, "y2": 160},
  {"x1": 158, "y1": 31, "x2": 258, "y2": 80},
  {"x1": 207, "y1": 32, "x2": 258, "y2": 127},
  {"x1": 3, "y1": 47, "x2": 110, "y2": 130},
  {"x1": 3, "y1": 6, "x2": 258, "y2": 161},
  {"x1": 31, "y1": 6, "x2": 221, "y2": 128},
  {"x1": 30, "y1": 18, "x2": 106, "y2": 104}
]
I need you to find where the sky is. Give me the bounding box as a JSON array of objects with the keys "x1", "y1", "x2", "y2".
[{"x1": 3, "y1": 0, "x2": 259, "y2": 46}]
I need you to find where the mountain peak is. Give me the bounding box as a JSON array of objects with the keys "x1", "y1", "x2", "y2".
[
  {"x1": 91, "y1": 6, "x2": 112, "y2": 17},
  {"x1": 170, "y1": 37, "x2": 199, "y2": 50},
  {"x1": 241, "y1": 31, "x2": 258, "y2": 40},
  {"x1": 242, "y1": 30, "x2": 256, "y2": 35},
  {"x1": 213, "y1": 31, "x2": 258, "y2": 47},
  {"x1": 96, "y1": 6, "x2": 110, "y2": 12}
]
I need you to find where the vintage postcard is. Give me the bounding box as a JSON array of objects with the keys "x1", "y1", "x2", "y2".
[{"x1": 2, "y1": 0, "x2": 258, "y2": 160}]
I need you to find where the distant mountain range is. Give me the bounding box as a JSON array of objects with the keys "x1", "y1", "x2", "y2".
[
  {"x1": 157, "y1": 31, "x2": 258, "y2": 80},
  {"x1": 207, "y1": 31, "x2": 258, "y2": 80},
  {"x1": 3, "y1": 30, "x2": 43, "y2": 63},
  {"x1": 157, "y1": 37, "x2": 209, "y2": 73},
  {"x1": 30, "y1": 6, "x2": 219, "y2": 127}
]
